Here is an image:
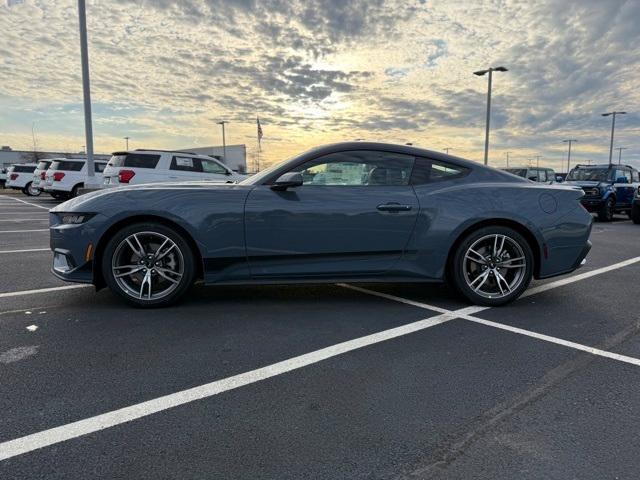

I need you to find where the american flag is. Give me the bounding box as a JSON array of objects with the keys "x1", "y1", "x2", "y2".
[{"x1": 257, "y1": 117, "x2": 263, "y2": 150}]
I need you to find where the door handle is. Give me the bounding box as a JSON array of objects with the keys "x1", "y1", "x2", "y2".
[{"x1": 377, "y1": 203, "x2": 412, "y2": 212}]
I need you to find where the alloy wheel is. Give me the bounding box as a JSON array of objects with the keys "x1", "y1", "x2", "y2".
[
  {"x1": 462, "y1": 233, "x2": 527, "y2": 299},
  {"x1": 111, "y1": 231, "x2": 184, "y2": 301}
]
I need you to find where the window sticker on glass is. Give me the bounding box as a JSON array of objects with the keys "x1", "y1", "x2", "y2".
[{"x1": 176, "y1": 157, "x2": 193, "y2": 168}]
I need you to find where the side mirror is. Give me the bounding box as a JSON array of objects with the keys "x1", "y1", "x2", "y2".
[{"x1": 271, "y1": 172, "x2": 303, "y2": 191}]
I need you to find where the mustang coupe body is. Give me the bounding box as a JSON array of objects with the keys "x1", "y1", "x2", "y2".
[{"x1": 50, "y1": 142, "x2": 593, "y2": 307}]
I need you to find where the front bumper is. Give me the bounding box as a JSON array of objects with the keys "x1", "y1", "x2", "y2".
[{"x1": 580, "y1": 197, "x2": 605, "y2": 212}]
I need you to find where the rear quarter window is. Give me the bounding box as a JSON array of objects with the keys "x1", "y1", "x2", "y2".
[
  {"x1": 410, "y1": 158, "x2": 469, "y2": 185},
  {"x1": 109, "y1": 154, "x2": 161, "y2": 169},
  {"x1": 13, "y1": 165, "x2": 36, "y2": 173}
]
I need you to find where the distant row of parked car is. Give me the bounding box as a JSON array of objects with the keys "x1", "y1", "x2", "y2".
[
  {"x1": 502, "y1": 163, "x2": 640, "y2": 223},
  {"x1": 1, "y1": 149, "x2": 246, "y2": 199}
]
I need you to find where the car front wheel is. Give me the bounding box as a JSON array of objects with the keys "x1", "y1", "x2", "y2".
[
  {"x1": 26, "y1": 182, "x2": 41, "y2": 196},
  {"x1": 102, "y1": 223, "x2": 196, "y2": 307},
  {"x1": 452, "y1": 226, "x2": 534, "y2": 306},
  {"x1": 598, "y1": 197, "x2": 615, "y2": 222}
]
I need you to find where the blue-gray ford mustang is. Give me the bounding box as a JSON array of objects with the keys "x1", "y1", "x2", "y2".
[{"x1": 49, "y1": 142, "x2": 593, "y2": 308}]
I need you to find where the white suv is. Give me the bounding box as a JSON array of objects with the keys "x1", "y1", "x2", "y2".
[
  {"x1": 30, "y1": 159, "x2": 54, "y2": 196},
  {"x1": 43, "y1": 159, "x2": 107, "y2": 199},
  {"x1": 5, "y1": 164, "x2": 38, "y2": 195},
  {"x1": 102, "y1": 149, "x2": 245, "y2": 187}
]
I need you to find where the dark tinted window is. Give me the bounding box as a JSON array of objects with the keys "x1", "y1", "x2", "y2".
[
  {"x1": 95, "y1": 162, "x2": 106, "y2": 173},
  {"x1": 633, "y1": 171, "x2": 640, "y2": 183},
  {"x1": 49, "y1": 161, "x2": 84, "y2": 171},
  {"x1": 36, "y1": 161, "x2": 51, "y2": 170},
  {"x1": 13, "y1": 165, "x2": 36, "y2": 173},
  {"x1": 293, "y1": 150, "x2": 414, "y2": 186},
  {"x1": 170, "y1": 156, "x2": 202, "y2": 172},
  {"x1": 108, "y1": 153, "x2": 161, "y2": 169},
  {"x1": 410, "y1": 158, "x2": 469, "y2": 185}
]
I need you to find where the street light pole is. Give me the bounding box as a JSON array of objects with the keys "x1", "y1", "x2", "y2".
[
  {"x1": 217, "y1": 121, "x2": 228, "y2": 161},
  {"x1": 474, "y1": 66, "x2": 508, "y2": 165},
  {"x1": 601, "y1": 111, "x2": 626, "y2": 166},
  {"x1": 563, "y1": 139, "x2": 576, "y2": 173},
  {"x1": 615, "y1": 147, "x2": 628, "y2": 164},
  {"x1": 124, "y1": 136, "x2": 130, "y2": 150},
  {"x1": 444, "y1": 147, "x2": 451, "y2": 154},
  {"x1": 77, "y1": 0, "x2": 96, "y2": 185},
  {"x1": 535, "y1": 155, "x2": 541, "y2": 168}
]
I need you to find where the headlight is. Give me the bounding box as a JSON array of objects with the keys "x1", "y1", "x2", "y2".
[
  {"x1": 584, "y1": 187, "x2": 599, "y2": 196},
  {"x1": 57, "y1": 213, "x2": 94, "y2": 224}
]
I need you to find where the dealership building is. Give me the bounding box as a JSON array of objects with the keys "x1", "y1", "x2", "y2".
[{"x1": 182, "y1": 144, "x2": 247, "y2": 173}]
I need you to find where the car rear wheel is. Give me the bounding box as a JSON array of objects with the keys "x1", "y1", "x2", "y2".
[
  {"x1": 102, "y1": 223, "x2": 196, "y2": 307},
  {"x1": 452, "y1": 226, "x2": 534, "y2": 306},
  {"x1": 26, "y1": 182, "x2": 41, "y2": 196},
  {"x1": 597, "y1": 197, "x2": 615, "y2": 222}
]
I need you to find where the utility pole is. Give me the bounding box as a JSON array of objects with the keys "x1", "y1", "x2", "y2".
[
  {"x1": 615, "y1": 147, "x2": 628, "y2": 164},
  {"x1": 505, "y1": 151, "x2": 510, "y2": 168},
  {"x1": 563, "y1": 139, "x2": 576, "y2": 174},
  {"x1": 473, "y1": 66, "x2": 508, "y2": 165},
  {"x1": 601, "y1": 111, "x2": 626, "y2": 166},
  {"x1": 217, "y1": 121, "x2": 228, "y2": 161},
  {"x1": 77, "y1": 0, "x2": 96, "y2": 186},
  {"x1": 444, "y1": 147, "x2": 451, "y2": 154},
  {"x1": 124, "y1": 136, "x2": 130, "y2": 150},
  {"x1": 535, "y1": 156, "x2": 541, "y2": 168}
]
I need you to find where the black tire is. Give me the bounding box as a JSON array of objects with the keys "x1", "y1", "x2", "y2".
[
  {"x1": 632, "y1": 204, "x2": 640, "y2": 225},
  {"x1": 101, "y1": 222, "x2": 196, "y2": 308},
  {"x1": 451, "y1": 226, "x2": 534, "y2": 307},
  {"x1": 597, "y1": 196, "x2": 615, "y2": 222},
  {"x1": 24, "y1": 182, "x2": 41, "y2": 196},
  {"x1": 50, "y1": 192, "x2": 67, "y2": 200},
  {"x1": 69, "y1": 184, "x2": 83, "y2": 199}
]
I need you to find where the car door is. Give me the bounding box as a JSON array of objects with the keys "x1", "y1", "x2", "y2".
[
  {"x1": 613, "y1": 168, "x2": 632, "y2": 206},
  {"x1": 168, "y1": 155, "x2": 202, "y2": 182},
  {"x1": 244, "y1": 149, "x2": 420, "y2": 277},
  {"x1": 200, "y1": 157, "x2": 232, "y2": 182}
]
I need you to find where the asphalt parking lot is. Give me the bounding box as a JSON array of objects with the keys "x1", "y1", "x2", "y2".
[{"x1": 1, "y1": 192, "x2": 640, "y2": 479}]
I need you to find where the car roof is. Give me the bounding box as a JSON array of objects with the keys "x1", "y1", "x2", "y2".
[
  {"x1": 112, "y1": 150, "x2": 224, "y2": 161},
  {"x1": 573, "y1": 164, "x2": 636, "y2": 169}
]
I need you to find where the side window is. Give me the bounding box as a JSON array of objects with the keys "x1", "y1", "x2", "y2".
[
  {"x1": 614, "y1": 169, "x2": 627, "y2": 183},
  {"x1": 624, "y1": 169, "x2": 632, "y2": 183},
  {"x1": 632, "y1": 171, "x2": 640, "y2": 183},
  {"x1": 410, "y1": 158, "x2": 469, "y2": 185},
  {"x1": 95, "y1": 163, "x2": 106, "y2": 173},
  {"x1": 200, "y1": 158, "x2": 228, "y2": 174},
  {"x1": 170, "y1": 156, "x2": 202, "y2": 173},
  {"x1": 536, "y1": 170, "x2": 546, "y2": 182},
  {"x1": 293, "y1": 150, "x2": 414, "y2": 186}
]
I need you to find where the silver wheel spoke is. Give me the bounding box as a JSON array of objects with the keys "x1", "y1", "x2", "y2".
[
  {"x1": 495, "y1": 235, "x2": 506, "y2": 257},
  {"x1": 154, "y1": 241, "x2": 175, "y2": 262},
  {"x1": 498, "y1": 256, "x2": 525, "y2": 268},
  {"x1": 156, "y1": 268, "x2": 180, "y2": 284},
  {"x1": 495, "y1": 271, "x2": 511, "y2": 294},
  {"x1": 465, "y1": 248, "x2": 487, "y2": 265},
  {"x1": 156, "y1": 267, "x2": 182, "y2": 279},
  {"x1": 114, "y1": 266, "x2": 144, "y2": 278},
  {"x1": 126, "y1": 237, "x2": 144, "y2": 257},
  {"x1": 470, "y1": 270, "x2": 490, "y2": 291}
]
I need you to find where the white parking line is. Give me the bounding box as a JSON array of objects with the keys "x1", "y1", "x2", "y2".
[
  {"x1": 6, "y1": 196, "x2": 50, "y2": 210},
  {"x1": 0, "y1": 229, "x2": 48, "y2": 234},
  {"x1": 0, "y1": 285, "x2": 90, "y2": 299},
  {"x1": 1, "y1": 256, "x2": 639, "y2": 460},
  {"x1": 0, "y1": 248, "x2": 49, "y2": 254},
  {"x1": 0, "y1": 311, "x2": 457, "y2": 461}
]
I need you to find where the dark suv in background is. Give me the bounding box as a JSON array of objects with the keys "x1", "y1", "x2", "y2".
[{"x1": 565, "y1": 164, "x2": 640, "y2": 221}]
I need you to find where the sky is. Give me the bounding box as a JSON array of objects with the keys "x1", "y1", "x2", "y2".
[{"x1": 1, "y1": 0, "x2": 639, "y2": 172}]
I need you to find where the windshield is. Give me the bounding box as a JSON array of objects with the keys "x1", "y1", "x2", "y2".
[
  {"x1": 566, "y1": 167, "x2": 611, "y2": 182},
  {"x1": 240, "y1": 151, "x2": 309, "y2": 185}
]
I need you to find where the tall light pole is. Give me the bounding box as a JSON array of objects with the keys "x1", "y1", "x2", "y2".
[
  {"x1": 615, "y1": 147, "x2": 628, "y2": 164},
  {"x1": 77, "y1": 0, "x2": 96, "y2": 186},
  {"x1": 601, "y1": 111, "x2": 626, "y2": 165},
  {"x1": 535, "y1": 155, "x2": 542, "y2": 168},
  {"x1": 217, "y1": 121, "x2": 228, "y2": 161},
  {"x1": 474, "y1": 66, "x2": 508, "y2": 165},
  {"x1": 505, "y1": 151, "x2": 510, "y2": 168},
  {"x1": 563, "y1": 139, "x2": 576, "y2": 173},
  {"x1": 124, "y1": 136, "x2": 130, "y2": 150},
  {"x1": 444, "y1": 147, "x2": 452, "y2": 154}
]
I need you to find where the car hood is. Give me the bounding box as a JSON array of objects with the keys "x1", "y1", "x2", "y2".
[
  {"x1": 564, "y1": 180, "x2": 604, "y2": 188},
  {"x1": 50, "y1": 181, "x2": 249, "y2": 213}
]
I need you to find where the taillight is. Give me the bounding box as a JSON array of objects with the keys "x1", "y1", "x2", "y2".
[
  {"x1": 10, "y1": 173, "x2": 18, "y2": 180},
  {"x1": 118, "y1": 170, "x2": 135, "y2": 183},
  {"x1": 40, "y1": 171, "x2": 46, "y2": 180},
  {"x1": 53, "y1": 172, "x2": 65, "y2": 182}
]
